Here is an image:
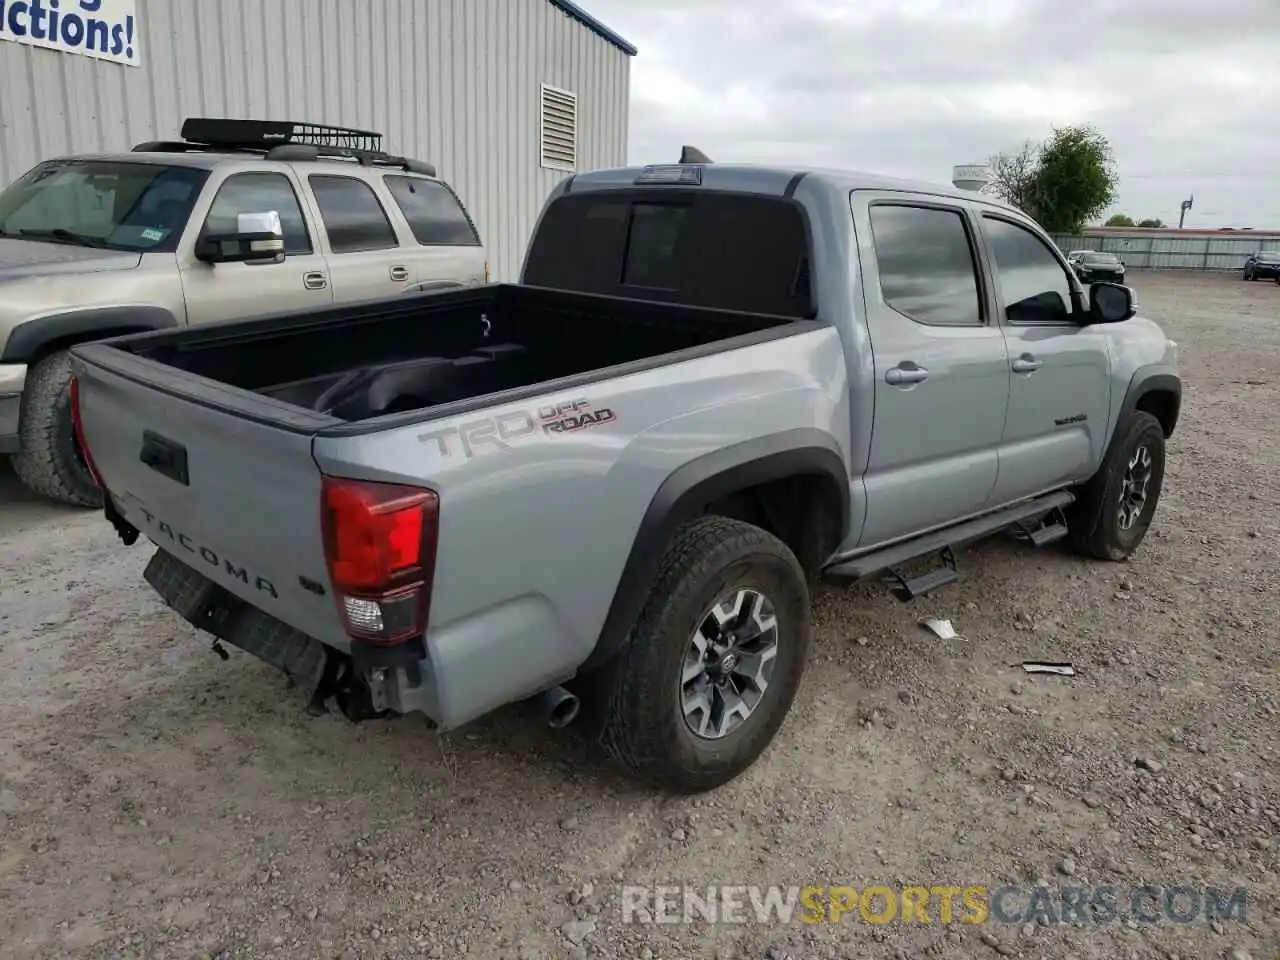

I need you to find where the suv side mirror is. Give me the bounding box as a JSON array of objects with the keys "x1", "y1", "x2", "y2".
[
  {"x1": 1087, "y1": 281, "x2": 1136, "y2": 324},
  {"x1": 196, "y1": 210, "x2": 286, "y2": 264}
]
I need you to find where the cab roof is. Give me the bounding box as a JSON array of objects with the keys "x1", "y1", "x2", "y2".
[{"x1": 564, "y1": 160, "x2": 1024, "y2": 213}]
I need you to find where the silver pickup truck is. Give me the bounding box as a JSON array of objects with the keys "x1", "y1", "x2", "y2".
[{"x1": 70, "y1": 154, "x2": 1181, "y2": 793}]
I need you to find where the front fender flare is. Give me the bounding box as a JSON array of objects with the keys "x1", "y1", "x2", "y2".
[
  {"x1": 1120, "y1": 365, "x2": 1181, "y2": 437},
  {"x1": 1, "y1": 306, "x2": 180, "y2": 364}
]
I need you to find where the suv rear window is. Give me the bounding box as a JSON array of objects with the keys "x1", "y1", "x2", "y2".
[
  {"x1": 522, "y1": 191, "x2": 814, "y2": 318},
  {"x1": 383, "y1": 175, "x2": 480, "y2": 246}
]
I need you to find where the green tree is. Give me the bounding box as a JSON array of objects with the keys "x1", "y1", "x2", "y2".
[
  {"x1": 1106, "y1": 213, "x2": 1135, "y2": 227},
  {"x1": 1137, "y1": 218, "x2": 1164, "y2": 228},
  {"x1": 988, "y1": 125, "x2": 1120, "y2": 233},
  {"x1": 1031, "y1": 125, "x2": 1119, "y2": 233}
]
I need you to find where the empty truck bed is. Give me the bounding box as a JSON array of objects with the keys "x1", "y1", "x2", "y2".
[{"x1": 91, "y1": 283, "x2": 797, "y2": 427}]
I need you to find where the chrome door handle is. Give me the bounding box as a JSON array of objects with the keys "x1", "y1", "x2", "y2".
[
  {"x1": 389, "y1": 265, "x2": 409, "y2": 282},
  {"x1": 1011, "y1": 354, "x2": 1041, "y2": 373},
  {"x1": 303, "y1": 271, "x2": 328, "y2": 290},
  {"x1": 885, "y1": 363, "x2": 929, "y2": 386}
]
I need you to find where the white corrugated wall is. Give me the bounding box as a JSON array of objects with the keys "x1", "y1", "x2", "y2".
[{"x1": 0, "y1": 0, "x2": 631, "y2": 280}]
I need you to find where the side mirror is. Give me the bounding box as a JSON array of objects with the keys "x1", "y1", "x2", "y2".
[
  {"x1": 196, "y1": 210, "x2": 286, "y2": 264},
  {"x1": 1087, "y1": 282, "x2": 1136, "y2": 324}
]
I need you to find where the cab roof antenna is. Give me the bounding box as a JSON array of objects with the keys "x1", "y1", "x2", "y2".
[{"x1": 679, "y1": 145, "x2": 713, "y2": 164}]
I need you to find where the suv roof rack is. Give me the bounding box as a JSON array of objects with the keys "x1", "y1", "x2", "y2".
[{"x1": 131, "y1": 117, "x2": 437, "y2": 178}]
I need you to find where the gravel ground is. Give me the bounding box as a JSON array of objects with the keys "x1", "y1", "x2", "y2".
[{"x1": 1, "y1": 270, "x2": 1277, "y2": 960}]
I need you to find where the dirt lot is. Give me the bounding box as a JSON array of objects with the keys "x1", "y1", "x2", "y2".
[{"x1": 1, "y1": 270, "x2": 1277, "y2": 960}]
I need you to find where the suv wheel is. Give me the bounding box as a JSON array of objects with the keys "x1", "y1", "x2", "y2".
[
  {"x1": 11, "y1": 349, "x2": 103, "y2": 508},
  {"x1": 599, "y1": 516, "x2": 810, "y2": 793},
  {"x1": 1067, "y1": 411, "x2": 1166, "y2": 561}
]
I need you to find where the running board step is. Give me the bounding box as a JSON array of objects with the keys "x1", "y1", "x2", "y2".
[
  {"x1": 1013, "y1": 506, "x2": 1070, "y2": 547},
  {"x1": 823, "y1": 490, "x2": 1076, "y2": 586},
  {"x1": 885, "y1": 546, "x2": 958, "y2": 602}
]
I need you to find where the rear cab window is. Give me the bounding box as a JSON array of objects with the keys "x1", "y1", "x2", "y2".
[
  {"x1": 867, "y1": 203, "x2": 985, "y2": 326},
  {"x1": 383, "y1": 175, "x2": 480, "y2": 246},
  {"x1": 521, "y1": 190, "x2": 814, "y2": 318}
]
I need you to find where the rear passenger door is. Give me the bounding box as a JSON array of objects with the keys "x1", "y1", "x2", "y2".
[
  {"x1": 978, "y1": 213, "x2": 1111, "y2": 503},
  {"x1": 852, "y1": 194, "x2": 1010, "y2": 548},
  {"x1": 305, "y1": 174, "x2": 413, "y2": 305},
  {"x1": 179, "y1": 170, "x2": 334, "y2": 325},
  {"x1": 382, "y1": 175, "x2": 488, "y2": 289}
]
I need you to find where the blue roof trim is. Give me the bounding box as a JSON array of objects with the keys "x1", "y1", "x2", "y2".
[{"x1": 546, "y1": 0, "x2": 638, "y2": 56}]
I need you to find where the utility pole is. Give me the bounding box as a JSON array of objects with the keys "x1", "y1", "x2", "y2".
[{"x1": 1178, "y1": 194, "x2": 1194, "y2": 229}]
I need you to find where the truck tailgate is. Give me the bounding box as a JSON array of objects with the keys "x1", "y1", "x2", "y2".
[{"x1": 72, "y1": 353, "x2": 349, "y2": 649}]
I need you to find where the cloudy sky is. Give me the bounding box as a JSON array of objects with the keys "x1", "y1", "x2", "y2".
[{"x1": 581, "y1": 0, "x2": 1280, "y2": 229}]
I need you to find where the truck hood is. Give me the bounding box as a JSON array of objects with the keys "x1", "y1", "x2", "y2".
[{"x1": 0, "y1": 238, "x2": 142, "y2": 281}]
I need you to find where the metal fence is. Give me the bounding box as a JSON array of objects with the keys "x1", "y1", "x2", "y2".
[{"x1": 1049, "y1": 231, "x2": 1280, "y2": 272}]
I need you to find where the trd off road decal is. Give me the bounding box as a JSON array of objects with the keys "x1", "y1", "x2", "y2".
[{"x1": 419, "y1": 398, "x2": 618, "y2": 460}]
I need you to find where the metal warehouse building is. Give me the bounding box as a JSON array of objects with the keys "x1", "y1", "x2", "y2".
[{"x1": 0, "y1": 0, "x2": 635, "y2": 280}]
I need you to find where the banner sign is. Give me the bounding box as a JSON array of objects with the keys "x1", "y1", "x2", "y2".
[{"x1": 0, "y1": 0, "x2": 139, "y2": 67}]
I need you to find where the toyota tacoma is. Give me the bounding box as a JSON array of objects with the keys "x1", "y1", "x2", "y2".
[{"x1": 69, "y1": 151, "x2": 1181, "y2": 793}]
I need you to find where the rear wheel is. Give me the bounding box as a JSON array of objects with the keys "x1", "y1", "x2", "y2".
[
  {"x1": 598, "y1": 516, "x2": 810, "y2": 793},
  {"x1": 10, "y1": 349, "x2": 102, "y2": 508},
  {"x1": 1068, "y1": 411, "x2": 1166, "y2": 561}
]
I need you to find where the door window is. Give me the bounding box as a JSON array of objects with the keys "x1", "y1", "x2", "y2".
[
  {"x1": 383, "y1": 176, "x2": 480, "y2": 245},
  {"x1": 982, "y1": 216, "x2": 1075, "y2": 325},
  {"x1": 308, "y1": 175, "x2": 399, "y2": 253},
  {"x1": 868, "y1": 203, "x2": 984, "y2": 326},
  {"x1": 202, "y1": 172, "x2": 312, "y2": 256}
]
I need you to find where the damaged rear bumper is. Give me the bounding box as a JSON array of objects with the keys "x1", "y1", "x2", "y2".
[{"x1": 143, "y1": 548, "x2": 405, "y2": 723}]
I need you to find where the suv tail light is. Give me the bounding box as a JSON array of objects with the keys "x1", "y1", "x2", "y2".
[
  {"x1": 68, "y1": 376, "x2": 104, "y2": 488},
  {"x1": 320, "y1": 476, "x2": 440, "y2": 646}
]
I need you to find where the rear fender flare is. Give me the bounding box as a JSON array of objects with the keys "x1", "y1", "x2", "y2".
[
  {"x1": 1, "y1": 306, "x2": 180, "y2": 364},
  {"x1": 581, "y1": 428, "x2": 849, "y2": 672}
]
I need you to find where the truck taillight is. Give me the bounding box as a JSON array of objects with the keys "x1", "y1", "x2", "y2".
[
  {"x1": 320, "y1": 476, "x2": 440, "y2": 646},
  {"x1": 68, "y1": 375, "x2": 104, "y2": 488}
]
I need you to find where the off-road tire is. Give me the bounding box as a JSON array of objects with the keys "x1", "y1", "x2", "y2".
[
  {"x1": 598, "y1": 516, "x2": 810, "y2": 793},
  {"x1": 1068, "y1": 411, "x2": 1166, "y2": 561},
  {"x1": 10, "y1": 349, "x2": 103, "y2": 508}
]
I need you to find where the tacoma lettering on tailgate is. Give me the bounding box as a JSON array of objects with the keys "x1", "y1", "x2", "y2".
[
  {"x1": 137, "y1": 508, "x2": 279, "y2": 598},
  {"x1": 419, "y1": 398, "x2": 617, "y2": 460}
]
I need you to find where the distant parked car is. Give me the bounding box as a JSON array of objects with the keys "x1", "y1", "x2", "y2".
[
  {"x1": 1242, "y1": 250, "x2": 1280, "y2": 281},
  {"x1": 1070, "y1": 251, "x2": 1126, "y2": 284}
]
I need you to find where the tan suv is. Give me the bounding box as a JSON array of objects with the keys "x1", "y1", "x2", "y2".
[{"x1": 0, "y1": 118, "x2": 488, "y2": 506}]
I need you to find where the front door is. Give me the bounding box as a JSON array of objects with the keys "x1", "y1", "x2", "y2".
[
  {"x1": 852, "y1": 195, "x2": 1011, "y2": 549},
  {"x1": 178, "y1": 170, "x2": 333, "y2": 325},
  {"x1": 978, "y1": 214, "x2": 1112, "y2": 503}
]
